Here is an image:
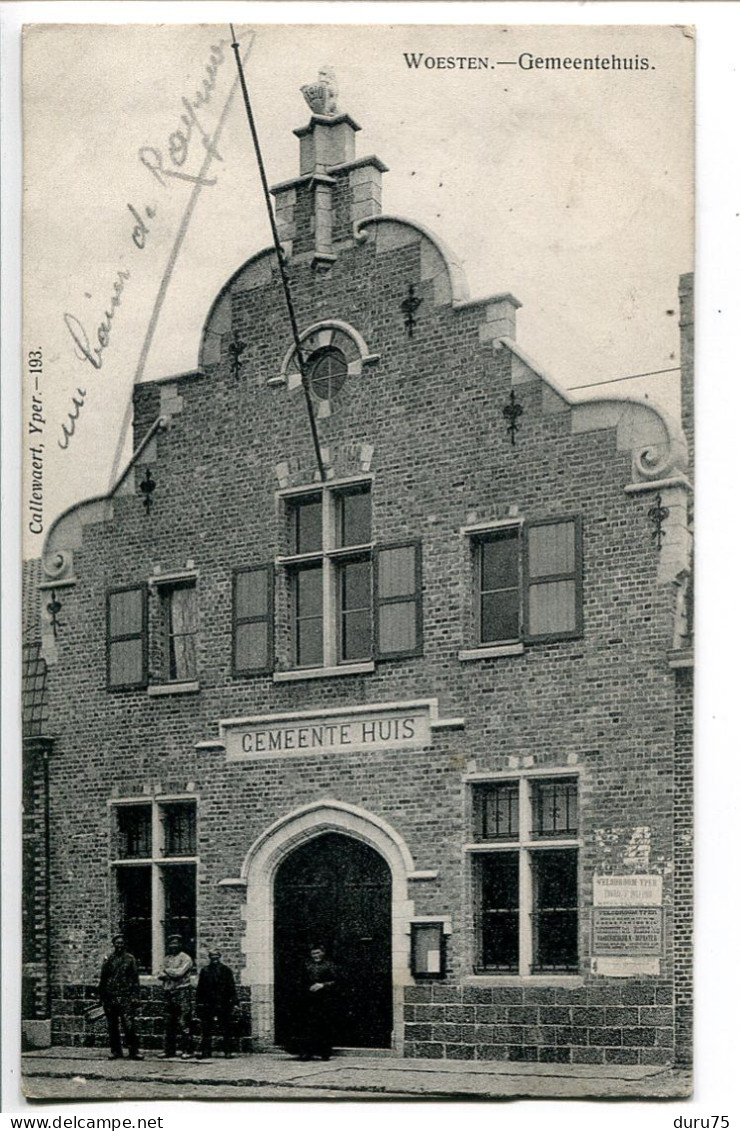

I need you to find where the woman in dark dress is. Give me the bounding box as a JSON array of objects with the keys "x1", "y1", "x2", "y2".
[{"x1": 296, "y1": 945, "x2": 340, "y2": 1060}]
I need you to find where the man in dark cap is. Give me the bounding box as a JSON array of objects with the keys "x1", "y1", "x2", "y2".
[
  {"x1": 98, "y1": 934, "x2": 142, "y2": 1060},
  {"x1": 294, "y1": 944, "x2": 340, "y2": 1061},
  {"x1": 195, "y1": 950, "x2": 238, "y2": 1060},
  {"x1": 158, "y1": 933, "x2": 195, "y2": 1059}
]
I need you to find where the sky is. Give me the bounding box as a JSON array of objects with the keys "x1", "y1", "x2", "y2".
[{"x1": 22, "y1": 21, "x2": 692, "y2": 554}]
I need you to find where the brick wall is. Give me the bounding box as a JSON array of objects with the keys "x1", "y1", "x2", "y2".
[
  {"x1": 404, "y1": 981, "x2": 676, "y2": 1066},
  {"x1": 50, "y1": 984, "x2": 252, "y2": 1052},
  {"x1": 673, "y1": 667, "x2": 693, "y2": 1065},
  {"x1": 22, "y1": 742, "x2": 50, "y2": 1028}
]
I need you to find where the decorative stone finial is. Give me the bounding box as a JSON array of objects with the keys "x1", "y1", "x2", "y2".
[{"x1": 301, "y1": 67, "x2": 338, "y2": 116}]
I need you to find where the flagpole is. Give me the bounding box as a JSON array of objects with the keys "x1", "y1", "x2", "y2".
[{"x1": 229, "y1": 25, "x2": 326, "y2": 482}]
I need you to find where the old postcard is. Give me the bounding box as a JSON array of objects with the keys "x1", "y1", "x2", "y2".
[{"x1": 19, "y1": 20, "x2": 694, "y2": 1104}]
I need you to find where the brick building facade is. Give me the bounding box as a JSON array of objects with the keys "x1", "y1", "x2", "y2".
[{"x1": 31, "y1": 103, "x2": 693, "y2": 1066}]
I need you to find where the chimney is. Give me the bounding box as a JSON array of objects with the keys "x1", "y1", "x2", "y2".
[{"x1": 271, "y1": 72, "x2": 387, "y2": 273}]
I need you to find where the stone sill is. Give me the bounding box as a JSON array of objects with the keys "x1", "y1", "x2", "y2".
[
  {"x1": 147, "y1": 681, "x2": 200, "y2": 697},
  {"x1": 274, "y1": 662, "x2": 375, "y2": 682},
  {"x1": 463, "y1": 975, "x2": 585, "y2": 987},
  {"x1": 668, "y1": 650, "x2": 693, "y2": 669},
  {"x1": 458, "y1": 643, "x2": 525, "y2": 661}
]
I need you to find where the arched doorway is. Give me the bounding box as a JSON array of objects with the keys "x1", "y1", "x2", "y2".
[{"x1": 273, "y1": 832, "x2": 393, "y2": 1049}]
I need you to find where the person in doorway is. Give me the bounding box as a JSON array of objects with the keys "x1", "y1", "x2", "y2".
[
  {"x1": 195, "y1": 950, "x2": 238, "y2": 1060},
  {"x1": 158, "y1": 934, "x2": 195, "y2": 1059},
  {"x1": 295, "y1": 944, "x2": 340, "y2": 1061},
  {"x1": 98, "y1": 934, "x2": 142, "y2": 1061}
]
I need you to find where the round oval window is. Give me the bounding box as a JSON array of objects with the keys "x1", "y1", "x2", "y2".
[{"x1": 308, "y1": 347, "x2": 347, "y2": 401}]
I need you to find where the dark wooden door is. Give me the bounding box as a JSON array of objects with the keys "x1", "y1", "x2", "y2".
[{"x1": 274, "y1": 832, "x2": 393, "y2": 1049}]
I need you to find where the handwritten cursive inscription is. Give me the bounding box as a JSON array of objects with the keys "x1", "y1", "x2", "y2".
[
  {"x1": 57, "y1": 34, "x2": 252, "y2": 455},
  {"x1": 63, "y1": 269, "x2": 130, "y2": 371},
  {"x1": 139, "y1": 39, "x2": 229, "y2": 188},
  {"x1": 58, "y1": 388, "x2": 88, "y2": 450}
]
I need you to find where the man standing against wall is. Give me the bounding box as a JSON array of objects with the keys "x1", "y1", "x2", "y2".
[
  {"x1": 196, "y1": 950, "x2": 238, "y2": 1060},
  {"x1": 98, "y1": 934, "x2": 142, "y2": 1060},
  {"x1": 158, "y1": 933, "x2": 195, "y2": 1060}
]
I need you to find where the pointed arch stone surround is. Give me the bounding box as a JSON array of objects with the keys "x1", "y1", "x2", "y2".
[{"x1": 241, "y1": 799, "x2": 417, "y2": 1052}]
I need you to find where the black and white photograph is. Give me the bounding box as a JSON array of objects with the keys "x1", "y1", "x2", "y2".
[{"x1": 3, "y1": 3, "x2": 731, "y2": 1117}]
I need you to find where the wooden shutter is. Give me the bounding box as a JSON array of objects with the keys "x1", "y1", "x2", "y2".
[
  {"x1": 523, "y1": 517, "x2": 583, "y2": 642},
  {"x1": 233, "y1": 564, "x2": 274, "y2": 675},
  {"x1": 374, "y1": 541, "x2": 423, "y2": 659},
  {"x1": 107, "y1": 585, "x2": 148, "y2": 689}
]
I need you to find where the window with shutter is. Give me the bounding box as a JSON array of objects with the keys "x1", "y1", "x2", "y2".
[
  {"x1": 468, "y1": 517, "x2": 583, "y2": 653},
  {"x1": 107, "y1": 585, "x2": 148, "y2": 689},
  {"x1": 276, "y1": 483, "x2": 424, "y2": 673}
]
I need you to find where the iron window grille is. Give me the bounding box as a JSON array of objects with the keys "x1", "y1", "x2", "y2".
[
  {"x1": 111, "y1": 799, "x2": 197, "y2": 974},
  {"x1": 471, "y1": 776, "x2": 580, "y2": 975}
]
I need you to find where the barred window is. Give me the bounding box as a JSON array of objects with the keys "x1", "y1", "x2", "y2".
[
  {"x1": 112, "y1": 800, "x2": 197, "y2": 974},
  {"x1": 471, "y1": 777, "x2": 579, "y2": 975}
]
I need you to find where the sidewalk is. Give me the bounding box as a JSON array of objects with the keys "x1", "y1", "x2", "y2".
[{"x1": 22, "y1": 1047, "x2": 692, "y2": 1101}]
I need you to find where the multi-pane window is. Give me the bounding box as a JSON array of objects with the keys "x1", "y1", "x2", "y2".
[
  {"x1": 112, "y1": 800, "x2": 197, "y2": 973},
  {"x1": 471, "y1": 777, "x2": 579, "y2": 975},
  {"x1": 161, "y1": 583, "x2": 198, "y2": 681},
  {"x1": 107, "y1": 586, "x2": 148, "y2": 688},
  {"x1": 278, "y1": 482, "x2": 422, "y2": 670},
  {"x1": 473, "y1": 518, "x2": 582, "y2": 646},
  {"x1": 479, "y1": 530, "x2": 520, "y2": 644}
]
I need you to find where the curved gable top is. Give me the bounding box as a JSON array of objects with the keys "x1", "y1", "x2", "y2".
[
  {"x1": 495, "y1": 336, "x2": 689, "y2": 485},
  {"x1": 356, "y1": 214, "x2": 471, "y2": 308},
  {"x1": 199, "y1": 247, "x2": 279, "y2": 370}
]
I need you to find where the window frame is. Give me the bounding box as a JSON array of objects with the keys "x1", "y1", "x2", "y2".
[
  {"x1": 468, "y1": 773, "x2": 580, "y2": 977},
  {"x1": 232, "y1": 563, "x2": 275, "y2": 677},
  {"x1": 467, "y1": 516, "x2": 583, "y2": 652},
  {"x1": 473, "y1": 525, "x2": 522, "y2": 647},
  {"x1": 307, "y1": 346, "x2": 348, "y2": 402},
  {"x1": 106, "y1": 583, "x2": 149, "y2": 691},
  {"x1": 278, "y1": 480, "x2": 425, "y2": 671},
  {"x1": 158, "y1": 579, "x2": 199, "y2": 684},
  {"x1": 335, "y1": 550, "x2": 374, "y2": 665},
  {"x1": 110, "y1": 796, "x2": 198, "y2": 976}
]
